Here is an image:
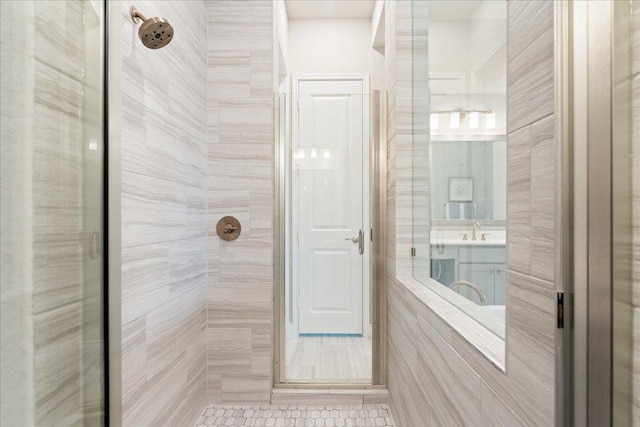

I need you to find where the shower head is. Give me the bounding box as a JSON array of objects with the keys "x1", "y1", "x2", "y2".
[{"x1": 130, "y1": 6, "x2": 174, "y2": 49}]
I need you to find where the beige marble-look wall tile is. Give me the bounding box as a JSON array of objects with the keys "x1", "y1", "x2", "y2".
[
  {"x1": 507, "y1": 272, "x2": 555, "y2": 424},
  {"x1": 33, "y1": 302, "x2": 83, "y2": 425},
  {"x1": 218, "y1": 237, "x2": 273, "y2": 282},
  {"x1": 388, "y1": 340, "x2": 432, "y2": 427},
  {"x1": 250, "y1": 190, "x2": 274, "y2": 236},
  {"x1": 480, "y1": 381, "x2": 526, "y2": 427},
  {"x1": 121, "y1": 317, "x2": 147, "y2": 403},
  {"x1": 270, "y1": 393, "x2": 365, "y2": 406},
  {"x1": 507, "y1": 125, "x2": 531, "y2": 275},
  {"x1": 207, "y1": 0, "x2": 274, "y2": 405},
  {"x1": 530, "y1": 115, "x2": 556, "y2": 282},
  {"x1": 120, "y1": 1, "x2": 208, "y2": 425},
  {"x1": 207, "y1": 143, "x2": 273, "y2": 192},
  {"x1": 220, "y1": 375, "x2": 272, "y2": 405},
  {"x1": 208, "y1": 328, "x2": 252, "y2": 374},
  {"x1": 121, "y1": 171, "x2": 207, "y2": 248},
  {"x1": 168, "y1": 236, "x2": 208, "y2": 298},
  {"x1": 415, "y1": 315, "x2": 482, "y2": 426},
  {"x1": 207, "y1": 282, "x2": 272, "y2": 330},
  {"x1": 208, "y1": 52, "x2": 251, "y2": 98},
  {"x1": 507, "y1": 0, "x2": 554, "y2": 133},
  {"x1": 207, "y1": 1, "x2": 272, "y2": 52},
  {"x1": 121, "y1": 243, "x2": 169, "y2": 325},
  {"x1": 364, "y1": 394, "x2": 390, "y2": 405}
]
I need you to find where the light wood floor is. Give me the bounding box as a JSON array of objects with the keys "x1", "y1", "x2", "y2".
[{"x1": 285, "y1": 336, "x2": 372, "y2": 382}]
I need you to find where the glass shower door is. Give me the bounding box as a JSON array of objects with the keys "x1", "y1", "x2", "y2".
[{"x1": 0, "y1": 1, "x2": 106, "y2": 425}]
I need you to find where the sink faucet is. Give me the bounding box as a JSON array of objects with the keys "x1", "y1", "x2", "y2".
[{"x1": 472, "y1": 221, "x2": 481, "y2": 241}]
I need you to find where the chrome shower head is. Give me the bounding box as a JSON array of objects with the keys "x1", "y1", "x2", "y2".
[{"x1": 131, "y1": 6, "x2": 174, "y2": 49}]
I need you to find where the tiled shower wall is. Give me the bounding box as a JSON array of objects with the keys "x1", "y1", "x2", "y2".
[
  {"x1": 119, "y1": 1, "x2": 208, "y2": 425},
  {"x1": 206, "y1": 0, "x2": 275, "y2": 405},
  {"x1": 386, "y1": 1, "x2": 557, "y2": 426}
]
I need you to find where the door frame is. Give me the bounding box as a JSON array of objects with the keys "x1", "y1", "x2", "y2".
[{"x1": 274, "y1": 73, "x2": 387, "y2": 387}]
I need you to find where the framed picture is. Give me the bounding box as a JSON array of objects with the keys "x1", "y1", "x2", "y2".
[{"x1": 449, "y1": 177, "x2": 474, "y2": 202}]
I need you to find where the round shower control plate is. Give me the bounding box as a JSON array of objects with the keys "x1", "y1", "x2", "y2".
[{"x1": 216, "y1": 216, "x2": 242, "y2": 241}]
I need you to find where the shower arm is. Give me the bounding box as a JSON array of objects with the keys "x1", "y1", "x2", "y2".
[{"x1": 130, "y1": 6, "x2": 147, "y2": 24}]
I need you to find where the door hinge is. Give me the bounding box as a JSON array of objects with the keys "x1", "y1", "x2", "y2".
[
  {"x1": 411, "y1": 247, "x2": 416, "y2": 257},
  {"x1": 557, "y1": 292, "x2": 564, "y2": 329}
]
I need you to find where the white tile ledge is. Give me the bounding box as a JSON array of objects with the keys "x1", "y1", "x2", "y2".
[
  {"x1": 272, "y1": 389, "x2": 388, "y2": 395},
  {"x1": 396, "y1": 275, "x2": 506, "y2": 372}
]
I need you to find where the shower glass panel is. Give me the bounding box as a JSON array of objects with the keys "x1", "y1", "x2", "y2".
[
  {"x1": 412, "y1": 0, "x2": 507, "y2": 339},
  {"x1": 0, "y1": 1, "x2": 106, "y2": 425}
]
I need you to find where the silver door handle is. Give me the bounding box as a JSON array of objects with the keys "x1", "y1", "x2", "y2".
[{"x1": 345, "y1": 236, "x2": 360, "y2": 243}]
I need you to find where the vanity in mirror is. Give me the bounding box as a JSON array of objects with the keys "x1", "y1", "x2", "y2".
[{"x1": 430, "y1": 136, "x2": 506, "y2": 318}]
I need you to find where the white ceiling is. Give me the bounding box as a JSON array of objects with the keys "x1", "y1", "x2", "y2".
[{"x1": 285, "y1": 0, "x2": 376, "y2": 19}]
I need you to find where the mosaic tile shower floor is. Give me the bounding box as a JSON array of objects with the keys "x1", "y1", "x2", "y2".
[{"x1": 195, "y1": 405, "x2": 395, "y2": 426}]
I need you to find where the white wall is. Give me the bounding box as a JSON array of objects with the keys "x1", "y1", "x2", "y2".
[
  {"x1": 288, "y1": 19, "x2": 372, "y2": 74},
  {"x1": 274, "y1": 0, "x2": 289, "y2": 77}
]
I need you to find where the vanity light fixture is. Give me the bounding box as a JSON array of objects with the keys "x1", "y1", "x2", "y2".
[
  {"x1": 430, "y1": 113, "x2": 439, "y2": 130},
  {"x1": 485, "y1": 112, "x2": 496, "y2": 129},
  {"x1": 469, "y1": 111, "x2": 479, "y2": 129},
  {"x1": 450, "y1": 111, "x2": 460, "y2": 129},
  {"x1": 430, "y1": 109, "x2": 495, "y2": 130}
]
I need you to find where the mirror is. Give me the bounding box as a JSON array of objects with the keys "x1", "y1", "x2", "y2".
[
  {"x1": 412, "y1": 0, "x2": 507, "y2": 339},
  {"x1": 430, "y1": 138, "x2": 506, "y2": 222}
]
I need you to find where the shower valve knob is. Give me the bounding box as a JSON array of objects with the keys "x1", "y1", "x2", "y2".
[
  {"x1": 223, "y1": 224, "x2": 238, "y2": 233},
  {"x1": 216, "y1": 216, "x2": 241, "y2": 241}
]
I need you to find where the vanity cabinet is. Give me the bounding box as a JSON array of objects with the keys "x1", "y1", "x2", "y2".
[
  {"x1": 431, "y1": 244, "x2": 506, "y2": 305},
  {"x1": 458, "y1": 262, "x2": 505, "y2": 305}
]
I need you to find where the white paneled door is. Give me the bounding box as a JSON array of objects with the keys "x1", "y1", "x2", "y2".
[{"x1": 294, "y1": 77, "x2": 367, "y2": 335}]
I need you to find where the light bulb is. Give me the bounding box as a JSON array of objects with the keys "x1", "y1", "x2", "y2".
[
  {"x1": 430, "y1": 113, "x2": 439, "y2": 130},
  {"x1": 323, "y1": 149, "x2": 330, "y2": 159},
  {"x1": 469, "y1": 112, "x2": 479, "y2": 129},
  {"x1": 298, "y1": 148, "x2": 305, "y2": 159},
  {"x1": 450, "y1": 112, "x2": 460, "y2": 129},
  {"x1": 311, "y1": 148, "x2": 317, "y2": 158},
  {"x1": 485, "y1": 112, "x2": 496, "y2": 129}
]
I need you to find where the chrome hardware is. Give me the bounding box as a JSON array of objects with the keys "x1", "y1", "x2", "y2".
[
  {"x1": 472, "y1": 221, "x2": 481, "y2": 240},
  {"x1": 481, "y1": 233, "x2": 490, "y2": 241},
  {"x1": 346, "y1": 230, "x2": 365, "y2": 255},
  {"x1": 459, "y1": 233, "x2": 468, "y2": 241},
  {"x1": 216, "y1": 216, "x2": 242, "y2": 241}
]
